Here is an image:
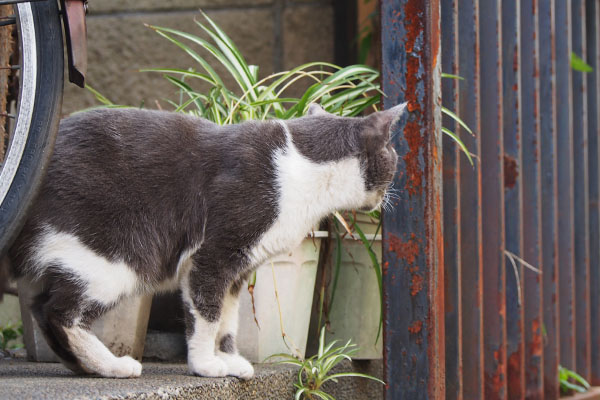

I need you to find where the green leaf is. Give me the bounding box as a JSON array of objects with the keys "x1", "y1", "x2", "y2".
[
  {"x1": 560, "y1": 379, "x2": 588, "y2": 394},
  {"x1": 442, "y1": 127, "x2": 474, "y2": 166},
  {"x1": 317, "y1": 327, "x2": 327, "y2": 359},
  {"x1": 559, "y1": 365, "x2": 590, "y2": 389},
  {"x1": 195, "y1": 14, "x2": 257, "y2": 99},
  {"x1": 85, "y1": 85, "x2": 116, "y2": 106},
  {"x1": 441, "y1": 72, "x2": 465, "y2": 80},
  {"x1": 322, "y1": 372, "x2": 385, "y2": 385},
  {"x1": 141, "y1": 68, "x2": 217, "y2": 86},
  {"x1": 294, "y1": 387, "x2": 307, "y2": 400},
  {"x1": 442, "y1": 106, "x2": 473, "y2": 136},
  {"x1": 571, "y1": 52, "x2": 593, "y2": 72},
  {"x1": 148, "y1": 25, "x2": 226, "y2": 88}
]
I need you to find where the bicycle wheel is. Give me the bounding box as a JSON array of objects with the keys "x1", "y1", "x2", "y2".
[{"x1": 0, "y1": 0, "x2": 63, "y2": 256}]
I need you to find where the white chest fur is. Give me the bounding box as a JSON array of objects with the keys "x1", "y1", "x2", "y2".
[{"x1": 248, "y1": 121, "x2": 368, "y2": 266}]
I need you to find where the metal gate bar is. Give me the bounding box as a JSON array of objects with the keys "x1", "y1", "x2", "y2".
[
  {"x1": 588, "y1": 0, "x2": 600, "y2": 387},
  {"x1": 572, "y1": 0, "x2": 592, "y2": 382},
  {"x1": 457, "y1": 0, "x2": 484, "y2": 398},
  {"x1": 520, "y1": 0, "x2": 544, "y2": 397},
  {"x1": 501, "y1": 0, "x2": 524, "y2": 397},
  {"x1": 381, "y1": 0, "x2": 444, "y2": 398},
  {"x1": 479, "y1": 1, "x2": 508, "y2": 398},
  {"x1": 538, "y1": 0, "x2": 560, "y2": 396},
  {"x1": 441, "y1": 0, "x2": 461, "y2": 398},
  {"x1": 555, "y1": 0, "x2": 577, "y2": 375}
]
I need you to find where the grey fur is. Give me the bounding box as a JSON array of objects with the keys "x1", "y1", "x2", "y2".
[{"x1": 218, "y1": 334, "x2": 235, "y2": 354}]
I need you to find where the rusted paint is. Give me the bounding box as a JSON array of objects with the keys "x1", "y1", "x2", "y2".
[
  {"x1": 507, "y1": 349, "x2": 523, "y2": 399},
  {"x1": 403, "y1": 121, "x2": 425, "y2": 196},
  {"x1": 411, "y1": 273, "x2": 424, "y2": 296},
  {"x1": 488, "y1": 347, "x2": 507, "y2": 396},
  {"x1": 530, "y1": 318, "x2": 543, "y2": 357},
  {"x1": 387, "y1": 232, "x2": 420, "y2": 264},
  {"x1": 503, "y1": 155, "x2": 519, "y2": 189},
  {"x1": 409, "y1": 320, "x2": 423, "y2": 334}
]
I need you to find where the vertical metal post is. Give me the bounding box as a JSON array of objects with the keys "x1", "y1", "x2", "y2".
[
  {"x1": 501, "y1": 1, "x2": 525, "y2": 398},
  {"x1": 555, "y1": 0, "x2": 576, "y2": 372},
  {"x1": 479, "y1": 0, "x2": 508, "y2": 398},
  {"x1": 381, "y1": 0, "x2": 444, "y2": 398},
  {"x1": 520, "y1": 0, "x2": 544, "y2": 397},
  {"x1": 572, "y1": 0, "x2": 592, "y2": 381},
  {"x1": 538, "y1": 0, "x2": 560, "y2": 397},
  {"x1": 457, "y1": 1, "x2": 484, "y2": 398},
  {"x1": 585, "y1": 0, "x2": 600, "y2": 386},
  {"x1": 441, "y1": 1, "x2": 461, "y2": 398}
]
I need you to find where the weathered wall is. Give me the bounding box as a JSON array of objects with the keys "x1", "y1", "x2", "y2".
[{"x1": 62, "y1": 0, "x2": 334, "y2": 115}]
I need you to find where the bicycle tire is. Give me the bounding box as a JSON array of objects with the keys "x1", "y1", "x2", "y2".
[{"x1": 0, "y1": 0, "x2": 63, "y2": 256}]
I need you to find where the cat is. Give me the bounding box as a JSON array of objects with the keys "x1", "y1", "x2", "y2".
[{"x1": 0, "y1": 102, "x2": 404, "y2": 378}]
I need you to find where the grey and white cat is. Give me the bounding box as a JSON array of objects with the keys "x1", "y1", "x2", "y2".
[{"x1": 0, "y1": 102, "x2": 404, "y2": 378}]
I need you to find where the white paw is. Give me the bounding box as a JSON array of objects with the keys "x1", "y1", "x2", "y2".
[
  {"x1": 101, "y1": 356, "x2": 142, "y2": 378},
  {"x1": 218, "y1": 352, "x2": 254, "y2": 379},
  {"x1": 189, "y1": 355, "x2": 228, "y2": 377}
]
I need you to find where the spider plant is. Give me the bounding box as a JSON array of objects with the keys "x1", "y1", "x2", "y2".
[
  {"x1": 0, "y1": 321, "x2": 23, "y2": 355},
  {"x1": 143, "y1": 12, "x2": 381, "y2": 123},
  {"x1": 268, "y1": 326, "x2": 384, "y2": 400},
  {"x1": 559, "y1": 365, "x2": 590, "y2": 395}
]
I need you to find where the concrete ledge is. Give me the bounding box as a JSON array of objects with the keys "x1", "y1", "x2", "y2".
[{"x1": 0, "y1": 358, "x2": 382, "y2": 399}]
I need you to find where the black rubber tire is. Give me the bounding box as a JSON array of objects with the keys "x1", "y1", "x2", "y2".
[{"x1": 0, "y1": 0, "x2": 63, "y2": 256}]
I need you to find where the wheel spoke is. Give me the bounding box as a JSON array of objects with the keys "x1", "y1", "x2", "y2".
[{"x1": 0, "y1": 16, "x2": 15, "y2": 27}]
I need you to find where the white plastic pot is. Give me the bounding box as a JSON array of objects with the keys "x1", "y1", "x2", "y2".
[
  {"x1": 237, "y1": 231, "x2": 327, "y2": 363},
  {"x1": 325, "y1": 213, "x2": 383, "y2": 359}
]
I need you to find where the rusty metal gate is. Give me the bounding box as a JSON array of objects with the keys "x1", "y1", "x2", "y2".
[{"x1": 381, "y1": 0, "x2": 600, "y2": 398}]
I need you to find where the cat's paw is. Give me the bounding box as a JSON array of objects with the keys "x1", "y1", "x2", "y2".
[
  {"x1": 101, "y1": 355, "x2": 142, "y2": 378},
  {"x1": 189, "y1": 355, "x2": 228, "y2": 377},
  {"x1": 218, "y1": 352, "x2": 254, "y2": 379}
]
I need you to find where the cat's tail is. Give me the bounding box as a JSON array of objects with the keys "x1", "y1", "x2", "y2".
[{"x1": 0, "y1": 255, "x2": 11, "y2": 301}]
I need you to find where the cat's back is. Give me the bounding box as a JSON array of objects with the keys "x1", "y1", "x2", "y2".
[{"x1": 56, "y1": 108, "x2": 216, "y2": 161}]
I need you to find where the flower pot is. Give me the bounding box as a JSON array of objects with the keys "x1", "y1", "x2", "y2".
[
  {"x1": 18, "y1": 279, "x2": 152, "y2": 362},
  {"x1": 325, "y1": 212, "x2": 383, "y2": 359},
  {"x1": 237, "y1": 232, "x2": 327, "y2": 363}
]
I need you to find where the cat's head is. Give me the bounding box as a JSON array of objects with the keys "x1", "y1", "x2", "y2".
[{"x1": 287, "y1": 102, "x2": 406, "y2": 212}]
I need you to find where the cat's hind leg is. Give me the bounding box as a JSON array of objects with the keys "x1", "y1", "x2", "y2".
[
  {"x1": 28, "y1": 263, "x2": 142, "y2": 378},
  {"x1": 215, "y1": 273, "x2": 254, "y2": 379},
  {"x1": 32, "y1": 284, "x2": 142, "y2": 378},
  {"x1": 28, "y1": 229, "x2": 143, "y2": 377}
]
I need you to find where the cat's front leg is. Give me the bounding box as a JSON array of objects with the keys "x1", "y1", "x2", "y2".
[
  {"x1": 215, "y1": 274, "x2": 254, "y2": 379},
  {"x1": 180, "y1": 262, "x2": 228, "y2": 378}
]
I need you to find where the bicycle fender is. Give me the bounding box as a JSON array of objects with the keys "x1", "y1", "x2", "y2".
[{"x1": 61, "y1": 0, "x2": 87, "y2": 87}]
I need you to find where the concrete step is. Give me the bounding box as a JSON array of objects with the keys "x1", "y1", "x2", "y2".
[{"x1": 0, "y1": 358, "x2": 382, "y2": 400}]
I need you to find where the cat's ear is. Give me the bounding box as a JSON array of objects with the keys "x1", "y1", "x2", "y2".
[
  {"x1": 366, "y1": 102, "x2": 408, "y2": 137},
  {"x1": 307, "y1": 103, "x2": 327, "y2": 116}
]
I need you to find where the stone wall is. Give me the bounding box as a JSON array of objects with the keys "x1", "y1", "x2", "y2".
[{"x1": 62, "y1": 0, "x2": 334, "y2": 115}]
